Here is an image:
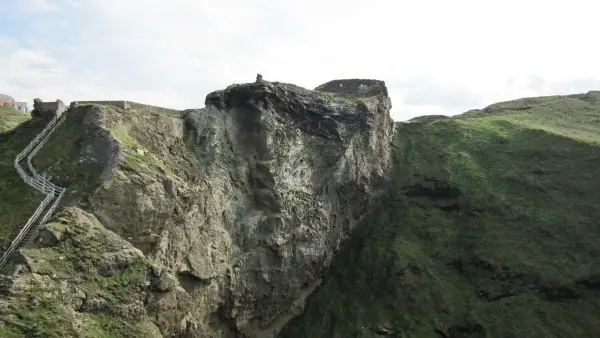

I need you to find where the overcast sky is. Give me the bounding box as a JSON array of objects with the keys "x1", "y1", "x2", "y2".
[{"x1": 1, "y1": 0, "x2": 599, "y2": 121}]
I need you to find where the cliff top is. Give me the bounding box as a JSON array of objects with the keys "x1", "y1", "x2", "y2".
[{"x1": 205, "y1": 78, "x2": 388, "y2": 107}]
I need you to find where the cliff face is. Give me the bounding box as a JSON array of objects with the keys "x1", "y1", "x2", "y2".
[
  {"x1": 281, "y1": 91, "x2": 600, "y2": 337},
  {"x1": 0, "y1": 79, "x2": 393, "y2": 337}
]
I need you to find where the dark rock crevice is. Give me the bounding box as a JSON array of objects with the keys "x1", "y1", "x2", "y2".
[{"x1": 449, "y1": 255, "x2": 599, "y2": 303}]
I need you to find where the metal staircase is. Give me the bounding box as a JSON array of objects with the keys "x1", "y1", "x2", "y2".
[{"x1": 0, "y1": 113, "x2": 67, "y2": 273}]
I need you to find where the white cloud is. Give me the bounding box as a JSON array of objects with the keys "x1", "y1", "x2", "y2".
[
  {"x1": 20, "y1": 0, "x2": 59, "y2": 13},
  {"x1": 1, "y1": 0, "x2": 600, "y2": 120}
]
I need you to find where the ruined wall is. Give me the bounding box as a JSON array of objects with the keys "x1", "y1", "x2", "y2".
[
  {"x1": 314, "y1": 79, "x2": 388, "y2": 97},
  {"x1": 127, "y1": 102, "x2": 180, "y2": 116},
  {"x1": 72, "y1": 101, "x2": 180, "y2": 116},
  {"x1": 14, "y1": 102, "x2": 28, "y2": 113},
  {"x1": 32, "y1": 99, "x2": 66, "y2": 119},
  {"x1": 72, "y1": 101, "x2": 129, "y2": 110},
  {"x1": 37, "y1": 100, "x2": 66, "y2": 113}
]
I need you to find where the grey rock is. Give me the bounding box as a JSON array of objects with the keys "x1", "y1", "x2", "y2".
[
  {"x1": 150, "y1": 265, "x2": 176, "y2": 292},
  {"x1": 88, "y1": 79, "x2": 393, "y2": 336},
  {"x1": 37, "y1": 225, "x2": 65, "y2": 246},
  {"x1": 97, "y1": 248, "x2": 144, "y2": 277},
  {"x1": 8, "y1": 79, "x2": 393, "y2": 337}
]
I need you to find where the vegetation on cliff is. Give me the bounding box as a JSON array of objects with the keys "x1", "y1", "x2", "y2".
[
  {"x1": 0, "y1": 208, "x2": 162, "y2": 337},
  {"x1": 281, "y1": 91, "x2": 600, "y2": 337},
  {"x1": 0, "y1": 105, "x2": 30, "y2": 133},
  {"x1": 0, "y1": 104, "x2": 168, "y2": 337},
  {"x1": 0, "y1": 107, "x2": 45, "y2": 246}
]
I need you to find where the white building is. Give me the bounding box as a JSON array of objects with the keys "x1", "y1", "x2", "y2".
[{"x1": 14, "y1": 102, "x2": 28, "y2": 112}]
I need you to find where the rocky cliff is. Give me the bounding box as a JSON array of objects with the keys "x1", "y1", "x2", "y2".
[
  {"x1": 281, "y1": 90, "x2": 600, "y2": 337},
  {"x1": 0, "y1": 79, "x2": 393, "y2": 337}
]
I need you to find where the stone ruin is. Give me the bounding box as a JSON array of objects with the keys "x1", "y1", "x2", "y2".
[
  {"x1": 31, "y1": 98, "x2": 66, "y2": 120},
  {"x1": 314, "y1": 79, "x2": 388, "y2": 97}
]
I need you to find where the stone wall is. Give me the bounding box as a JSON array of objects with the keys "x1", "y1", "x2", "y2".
[
  {"x1": 32, "y1": 99, "x2": 66, "y2": 119},
  {"x1": 127, "y1": 102, "x2": 181, "y2": 116},
  {"x1": 14, "y1": 102, "x2": 28, "y2": 113},
  {"x1": 71, "y1": 101, "x2": 129, "y2": 110},
  {"x1": 314, "y1": 79, "x2": 388, "y2": 97},
  {"x1": 72, "y1": 101, "x2": 181, "y2": 116}
]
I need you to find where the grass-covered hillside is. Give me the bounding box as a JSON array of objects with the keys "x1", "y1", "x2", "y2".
[
  {"x1": 0, "y1": 106, "x2": 46, "y2": 246},
  {"x1": 282, "y1": 91, "x2": 600, "y2": 337},
  {"x1": 0, "y1": 103, "x2": 178, "y2": 337},
  {"x1": 0, "y1": 105, "x2": 30, "y2": 133}
]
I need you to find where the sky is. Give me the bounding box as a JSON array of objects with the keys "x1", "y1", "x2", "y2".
[{"x1": 1, "y1": 0, "x2": 600, "y2": 121}]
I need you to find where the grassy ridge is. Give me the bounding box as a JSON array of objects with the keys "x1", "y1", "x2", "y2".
[
  {"x1": 0, "y1": 105, "x2": 30, "y2": 133},
  {"x1": 282, "y1": 92, "x2": 600, "y2": 337}
]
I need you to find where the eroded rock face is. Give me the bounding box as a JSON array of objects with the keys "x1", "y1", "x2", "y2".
[
  {"x1": 23, "y1": 79, "x2": 394, "y2": 337},
  {"x1": 0, "y1": 208, "x2": 163, "y2": 337},
  {"x1": 178, "y1": 80, "x2": 393, "y2": 335}
]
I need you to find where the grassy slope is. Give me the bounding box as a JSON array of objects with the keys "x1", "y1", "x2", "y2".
[
  {"x1": 0, "y1": 104, "x2": 171, "y2": 337},
  {"x1": 0, "y1": 208, "x2": 160, "y2": 338},
  {"x1": 282, "y1": 91, "x2": 600, "y2": 337},
  {"x1": 0, "y1": 105, "x2": 30, "y2": 133},
  {"x1": 0, "y1": 105, "x2": 97, "y2": 247},
  {"x1": 0, "y1": 106, "x2": 46, "y2": 246}
]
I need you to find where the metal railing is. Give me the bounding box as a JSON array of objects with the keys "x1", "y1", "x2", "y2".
[{"x1": 0, "y1": 113, "x2": 67, "y2": 272}]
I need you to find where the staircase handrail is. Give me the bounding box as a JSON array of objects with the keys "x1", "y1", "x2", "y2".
[{"x1": 0, "y1": 113, "x2": 67, "y2": 272}]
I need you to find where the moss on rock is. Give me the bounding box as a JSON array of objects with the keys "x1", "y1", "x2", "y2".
[
  {"x1": 0, "y1": 207, "x2": 163, "y2": 337},
  {"x1": 281, "y1": 91, "x2": 600, "y2": 337}
]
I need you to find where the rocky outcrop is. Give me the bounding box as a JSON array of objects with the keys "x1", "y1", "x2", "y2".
[
  {"x1": 4, "y1": 79, "x2": 394, "y2": 337},
  {"x1": 0, "y1": 208, "x2": 163, "y2": 337}
]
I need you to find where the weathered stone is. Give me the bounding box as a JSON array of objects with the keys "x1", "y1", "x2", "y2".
[
  {"x1": 84, "y1": 79, "x2": 393, "y2": 336},
  {"x1": 1, "y1": 79, "x2": 394, "y2": 337},
  {"x1": 73, "y1": 289, "x2": 87, "y2": 311},
  {"x1": 150, "y1": 266, "x2": 176, "y2": 292},
  {"x1": 314, "y1": 78, "x2": 388, "y2": 97},
  {"x1": 31, "y1": 98, "x2": 66, "y2": 120},
  {"x1": 97, "y1": 248, "x2": 144, "y2": 277},
  {"x1": 37, "y1": 224, "x2": 65, "y2": 246}
]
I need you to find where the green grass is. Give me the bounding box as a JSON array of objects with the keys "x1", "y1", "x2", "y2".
[
  {"x1": 32, "y1": 110, "x2": 107, "y2": 205},
  {"x1": 79, "y1": 313, "x2": 150, "y2": 338},
  {"x1": 0, "y1": 105, "x2": 107, "y2": 246},
  {"x1": 0, "y1": 208, "x2": 157, "y2": 337},
  {"x1": 0, "y1": 114, "x2": 46, "y2": 246},
  {"x1": 282, "y1": 91, "x2": 600, "y2": 337},
  {"x1": 0, "y1": 105, "x2": 30, "y2": 133},
  {"x1": 0, "y1": 285, "x2": 75, "y2": 337},
  {"x1": 108, "y1": 126, "x2": 168, "y2": 176}
]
